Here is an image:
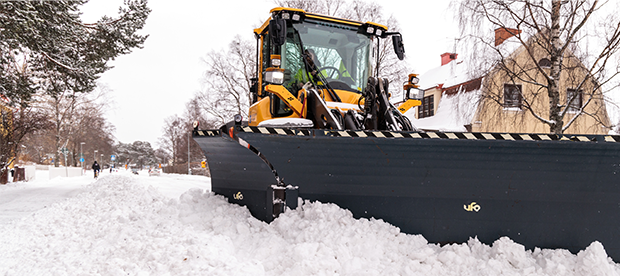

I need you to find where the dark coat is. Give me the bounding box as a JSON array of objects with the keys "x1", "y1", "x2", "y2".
[{"x1": 92, "y1": 162, "x2": 100, "y2": 171}]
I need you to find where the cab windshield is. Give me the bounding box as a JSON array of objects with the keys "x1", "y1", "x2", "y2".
[{"x1": 281, "y1": 19, "x2": 371, "y2": 93}]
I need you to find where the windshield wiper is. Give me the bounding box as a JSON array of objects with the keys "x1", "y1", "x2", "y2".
[{"x1": 295, "y1": 30, "x2": 341, "y2": 102}]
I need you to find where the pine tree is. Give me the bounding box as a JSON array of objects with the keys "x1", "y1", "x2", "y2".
[
  {"x1": 0, "y1": 0, "x2": 150, "y2": 172},
  {"x1": 0, "y1": 0, "x2": 150, "y2": 105}
]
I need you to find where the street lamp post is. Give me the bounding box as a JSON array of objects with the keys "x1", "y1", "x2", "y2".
[
  {"x1": 188, "y1": 132, "x2": 191, "y2": 175},
  {"x1": 94, "y1": 150, "x2": 98, "y2": 167},
  {"x1": 80, "y1": 142, "x2": 85, "y2": 170}
]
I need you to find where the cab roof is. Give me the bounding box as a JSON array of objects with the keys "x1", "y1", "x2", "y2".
[{"x1": 254, "y1": 7, "x2": 389, "y2": 36}]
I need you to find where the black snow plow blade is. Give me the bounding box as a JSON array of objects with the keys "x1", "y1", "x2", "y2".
[{"x1": 194, "y1": 125, "x2": 620, "y2": 260}]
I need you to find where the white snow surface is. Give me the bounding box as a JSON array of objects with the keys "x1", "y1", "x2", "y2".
[
  {"x1": 1, "y1": 170, "x2": 620, "y2": 275},
  {"x1": 418, "y1": 58, "x2": 471, "y2": 90},
  {"x1": 258, "y1": 118, "x2": 314, "y2": 128}
]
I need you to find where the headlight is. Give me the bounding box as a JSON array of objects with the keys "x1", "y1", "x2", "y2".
[
  {"x1": 264, "y1": 68, "x2": 284, "y2": 84},
  {"x1": 405, "y1": 87, "x2": 425, "y2": 100},
  {"x1": 271, "y1": 54, "x2": 281, "y2": 67},
  {"x1": 410, "y1": 88, "x2": 425, "y2": 100}
]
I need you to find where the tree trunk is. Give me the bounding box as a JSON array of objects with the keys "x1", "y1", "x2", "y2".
[{"x1": 548, "y1": 0, "x2": 564, "y2": 134}]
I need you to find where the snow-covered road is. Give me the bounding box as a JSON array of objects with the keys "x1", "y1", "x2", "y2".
[{"x1": 1, "y1": 170, "x2": 619, "y2": 275}]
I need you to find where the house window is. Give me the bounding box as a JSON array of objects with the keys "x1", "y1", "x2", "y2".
[
  {"x1": 504, "y1": 84, "x2": 522, "y2": 108},
  {"x1": 538, "y1": 58, "x2": 551, "y2": 68},
  {"x1": 418, "y1": 95, "x2": 434, "y2": 118},
  {"x1": 567, "y1": 88, "x2": 582, "y2": 112}
]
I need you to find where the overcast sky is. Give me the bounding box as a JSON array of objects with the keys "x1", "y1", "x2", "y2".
[{"x1": 79, "y1": 0, "x2": 459, "y2": 146}]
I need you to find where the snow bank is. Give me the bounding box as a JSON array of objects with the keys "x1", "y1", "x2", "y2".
[{"x1": 1, "y1": 174, "x2": 619, "y2": 275}]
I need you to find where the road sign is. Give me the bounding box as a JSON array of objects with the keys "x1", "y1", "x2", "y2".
[
  {"x1": 111, "y1": 155, "x2": 116, "y2": 161},
  {"x1": 80, "y1": 158, "x2": 85, "y2": 163}
]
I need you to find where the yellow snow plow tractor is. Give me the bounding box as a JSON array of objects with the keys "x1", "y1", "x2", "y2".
[{"x1": 193, "y1": 7, "x2": 620, "y2": 261}]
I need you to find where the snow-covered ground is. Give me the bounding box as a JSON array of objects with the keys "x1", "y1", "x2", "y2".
[{"x1": 1, "y1": 170, "x2": 619, "y2": 275}]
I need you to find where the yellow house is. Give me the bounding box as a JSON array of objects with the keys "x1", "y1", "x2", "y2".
[{"x1": 408, "y1": 28, "x2": 611, "y2": 135}]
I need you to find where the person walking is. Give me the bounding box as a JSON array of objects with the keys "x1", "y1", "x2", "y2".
[{"x1": 92, "y1": 161, "x2": 101, "y2": 178}]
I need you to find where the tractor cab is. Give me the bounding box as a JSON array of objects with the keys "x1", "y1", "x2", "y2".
[{"x1": 249, "y1": 7, "x2": 419, "y2": 131}]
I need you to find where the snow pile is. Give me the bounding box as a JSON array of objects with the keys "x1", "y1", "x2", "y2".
[
  {"x1": 1, "y1": 174, "x2": 620, "y2": 275},
  {"x1": 0, "y1": 175, "x2": 259, "y2": 275}
]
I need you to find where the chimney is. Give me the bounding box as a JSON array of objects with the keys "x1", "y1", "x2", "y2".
[
  {"x1": 495, "y1": 27, "x2": 521, "y2": 46},
  {"x1": 441, "y1": 52, "x2": 458, "y2": 66}
]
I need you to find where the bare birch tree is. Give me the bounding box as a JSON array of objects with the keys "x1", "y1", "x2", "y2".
[
  {"x1": 183, "y1": 96, "x2": 208, "y2": 168},
  {"x1": 158, "y1": 114, "x2": 185, "y2": 166},
  {"x1": 455, "y1": 0, "x2": 620, "y2": 134},
  {"x1": 17, "y1": 85, "x2": 115, "y2": 167},
  {"x1": 40, "y1": 84, "x2": 114, "y2": 167},
  {"x1": 66, "y1": 86, "x2": 116, "y2": 166},
  {"x1": 198, "y1": 36, "x2": 256, "y2": 126}
]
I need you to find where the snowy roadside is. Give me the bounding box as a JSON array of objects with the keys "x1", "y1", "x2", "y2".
[
  {"x1": 0, "y1": 171, "x2": 619, "y2": 275},
  {"x1": 0, "y1": 170, "x2": 93, "y2": 226},
  {"x1": 0, "y1": 170, "x2": 211, "y2": 226}
]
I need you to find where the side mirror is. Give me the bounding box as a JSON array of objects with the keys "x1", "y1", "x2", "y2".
[
  {"x1": 269, "y1": 17, "x2": 287, "y2": 47},
  {"x1": 392, "y1": 34, "x2": 405, "y2": 60}
]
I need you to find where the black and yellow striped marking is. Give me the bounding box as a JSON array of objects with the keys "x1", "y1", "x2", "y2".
[
  {"x1": 193, "y1": 130, "x2": 220, "y2": 137},
  {"x1": 328, "y1": 130, "x2": 620, "y2": 142},
  {"x1": 194, "y1": 127, "x2": 620, "y2": 143}
]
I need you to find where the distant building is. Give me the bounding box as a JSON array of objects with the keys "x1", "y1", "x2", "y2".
[{"x1": 407, "y1": 28, "x2": 611, "y2": 134}]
